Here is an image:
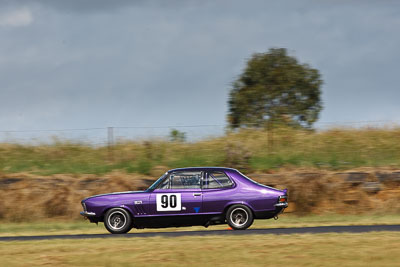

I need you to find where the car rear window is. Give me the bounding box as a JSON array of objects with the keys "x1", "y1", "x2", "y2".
[{"x1": 205, "y1": 171, "x2": 233, "y2": 189}]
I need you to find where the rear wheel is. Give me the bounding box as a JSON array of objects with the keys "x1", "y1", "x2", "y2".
[
  {"x1": 226, "y1": 204, "x2": 254, "y2": 230},
  {"x1": 104, "y1": 208, "x2": 132, "y2": 234}
]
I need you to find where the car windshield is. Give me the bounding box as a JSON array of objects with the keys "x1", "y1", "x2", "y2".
[{"x1": 147, "y1": 173, "x2": 168, "y2": 190}]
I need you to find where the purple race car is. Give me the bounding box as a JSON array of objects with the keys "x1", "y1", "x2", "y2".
[{"x1": 80, "y1": 167, "x2": 288, "y2": 234}]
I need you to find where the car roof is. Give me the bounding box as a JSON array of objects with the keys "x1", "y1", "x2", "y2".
[{"x1": 168, "y1": 167, "x2": 238, "y2": 173}]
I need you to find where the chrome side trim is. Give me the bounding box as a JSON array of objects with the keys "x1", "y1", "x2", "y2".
[{"x1": 80, "y1": 211, "x2": 96, "y2": 217}]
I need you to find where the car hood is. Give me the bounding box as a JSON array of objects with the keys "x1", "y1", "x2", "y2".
[{"x1": 82, "y1": 190, "x2": 145, "y2": 202}]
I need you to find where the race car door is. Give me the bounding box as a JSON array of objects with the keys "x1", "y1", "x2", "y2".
[
  {"x1": 201, "y1": 170, "x2": 235, "y2": 213},
  {"x1": 149, "y1": 170, "x2": 203, "y2": 215}
]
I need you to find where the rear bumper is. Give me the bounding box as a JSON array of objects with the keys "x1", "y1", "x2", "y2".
[
  {"x1": 274, "y1": 202, "x2": 288, "y2": 208},
  {"x1": 254, "y1": 202, "x2": 288, "y2": 219}
]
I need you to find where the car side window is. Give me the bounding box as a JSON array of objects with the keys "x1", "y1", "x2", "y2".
[
  {"x1": 157, "y1": 171, "x2": 202, "y2": 189},
  {"x1": 205, "y1": 171, "x2": 234, "y2": 189},
  {"x1": 157, "y1": 175, "x2": 170, "y2": 189}
]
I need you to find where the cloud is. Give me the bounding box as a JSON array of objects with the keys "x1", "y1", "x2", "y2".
[
  {"x1": 0, "y1": 0, "x2": 201, "y2": 15},
  {"x1": 32, "y1": 0, "x2": 139, "y2": 13},
  {"x1": 0, "y1": 7, "x2": 33, "y2": 27},
  {"x1": 0, "y1": 0, "x2": 400, "y2": 138}
]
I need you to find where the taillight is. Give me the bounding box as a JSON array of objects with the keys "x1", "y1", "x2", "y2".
[{"x1": 278, "y1": 196, "x2": 287, "y2": 203}]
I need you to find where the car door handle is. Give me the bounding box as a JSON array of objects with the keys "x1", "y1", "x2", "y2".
[{"x1": 193, "y1": 193, "x2": 202, "y2": 196}]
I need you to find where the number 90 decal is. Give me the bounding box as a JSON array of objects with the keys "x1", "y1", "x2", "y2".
[{"x1": 156, "y1": 193, "x2": 182, "y2": 211}]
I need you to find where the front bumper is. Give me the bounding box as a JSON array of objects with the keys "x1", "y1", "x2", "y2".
[{"x1": 80, "y1": 211, "x2": 96, "y2": 217}]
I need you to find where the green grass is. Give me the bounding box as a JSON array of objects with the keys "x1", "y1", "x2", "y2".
[
  {"x1": 1, "y1": 127, "x2": 400, "y2": 175},
  {"x1": 1, "y1": 232, "x2": 400, "y2": 266},
  {"x1": 1, "y1": 214, "x2": 399, "y2": 237}
]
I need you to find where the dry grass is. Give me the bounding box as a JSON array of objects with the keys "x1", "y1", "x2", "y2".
[
  {"x1": 0, "y1": 172, "x2": 150, "y2": 221},
  {"x1": 1, "y1": 168, "x2": 400, "y2": 222},
  {"x1": 1, "y1": 232, "x2": 400, "y2": 266}
]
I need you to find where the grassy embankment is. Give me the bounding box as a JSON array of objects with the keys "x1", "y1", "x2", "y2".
[
  {"x1": 1, "y1": 127, "x2": 399, "y2": 222},
  {"x1": 1, "y1": 127, "x2": 400, "y2": 175},
  {"x1": 1, "y1": 214, "x2": 399, "y2": 237},
  {"x1": 1, "y1": 232, "x2": 400, "y2": 266}
]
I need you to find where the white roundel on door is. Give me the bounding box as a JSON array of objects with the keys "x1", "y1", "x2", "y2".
[{"x1": 156, "y1": 193, "x2": 182, "y2": 211}]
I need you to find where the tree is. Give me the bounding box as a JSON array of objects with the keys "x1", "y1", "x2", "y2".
[
  {"x1": 169, "y1": 129, "x2": 186, "y2": 142},
  {"x1": 228, "y1": 48, "x2": 323, "y2": 129}
]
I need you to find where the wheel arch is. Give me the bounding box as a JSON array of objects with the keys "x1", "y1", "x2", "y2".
[
  {"x1": 223, "y1": 201, "x2": 255, "y2": 217},
  {"x1": 100, "y1": 205, "x2": 135, "y2": 221}
]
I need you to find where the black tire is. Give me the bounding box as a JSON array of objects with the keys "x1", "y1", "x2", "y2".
[
  {"x1": 104, "y1": 208, "x2": 132, "y2": 234},
  {"x1": 226, "y1": 204, "x2": 254, "y2": 230}
]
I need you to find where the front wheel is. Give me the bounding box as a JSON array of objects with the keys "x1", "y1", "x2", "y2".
[
  {"x1": 104, "y1": 208, "x2": 132, "y2": 234},
  {"x1": 226, "y1": 205, "x2": 254, "y2": 230}
]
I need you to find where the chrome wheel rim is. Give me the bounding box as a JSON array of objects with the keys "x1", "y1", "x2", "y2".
[
  {"x1": 108, "y1": 211, "x2": 127, "y2": 230},
  {"x1": 230, "y1": 208, "x2": 248, "y2": 227}
]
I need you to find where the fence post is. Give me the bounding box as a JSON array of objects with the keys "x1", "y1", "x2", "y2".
[
  {"x1": 107, "y1": 127, "x2": 114, "y2": 162},
  {"x1": 267, "y1": 120, "x2": 274, "y2": 154}
]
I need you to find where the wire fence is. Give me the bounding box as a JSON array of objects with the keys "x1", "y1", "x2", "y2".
[
  {"x1": 1, "y1": 120, "x2": 400, "y2": 174},
  {"x1": 0, "y1": 120, "x2": 399, "y2": 146},
  {"x1": 0, "y1": 125, "x2": 227, "y2": 145}
]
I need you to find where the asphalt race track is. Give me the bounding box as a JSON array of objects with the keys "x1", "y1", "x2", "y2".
[{"x1": 1, "y1": 225, "x2": 400, "y2": 241}]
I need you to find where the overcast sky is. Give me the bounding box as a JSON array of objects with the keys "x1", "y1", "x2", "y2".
[{"x1": 0, "y1": 0, "x2": 399, "y2": 141}]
